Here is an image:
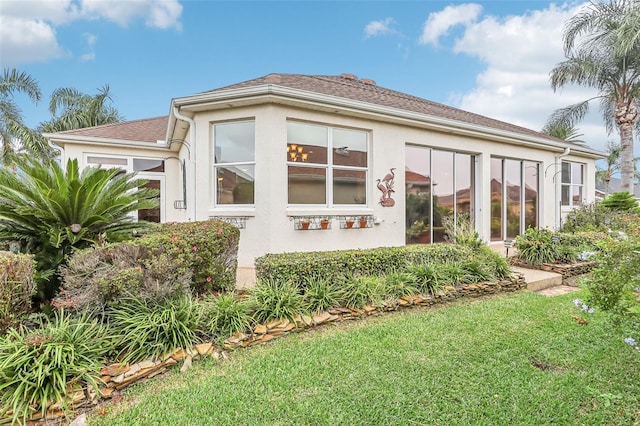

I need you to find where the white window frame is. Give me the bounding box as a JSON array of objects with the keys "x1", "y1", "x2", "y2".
[
  {"x1": 286, "y1": 121, "x2": 369, "y2": 208},
  {"x1": 83, "y1": 153, "x2": 166, "y2": 222},
  {"x1": 211, "y1": 120, "x2": 256, "y2": 208},
  {"x1": 561, "y1": 161, "x2": 584, "y2": 208}
]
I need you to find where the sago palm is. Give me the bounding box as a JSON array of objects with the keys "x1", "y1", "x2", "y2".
[
  {"x1": 0, "y1": 158, "x2": 158, "y2": 301},
  {"x1": 546, "y1": 0, "x2": 640, "y2": 194}
]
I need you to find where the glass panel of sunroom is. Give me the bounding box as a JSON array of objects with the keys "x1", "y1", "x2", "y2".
[
  {"x1": 524, "y1": 161, "x2": 539, "y2": 230},
  {"x1": 332, "y1": 128, "x2": 367, "y2": 167},
  {"x1": 432, "y1": 150, "x2": 454, "y2": 243},
  {"x1": 505, "y1": 159, "x2": 521, "y2": 240},
  {"x1": 405, "y1": 145, "x2": 431, "y2": 245},
  {"x1": 490, "y1": 158, "x2": 503, "y2": 241}
]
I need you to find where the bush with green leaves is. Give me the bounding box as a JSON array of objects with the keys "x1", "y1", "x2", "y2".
[
  {"x1": 0, "y1": 252, "x2": 35, "y2": 332},
  {"x1": 201, "y1": 293, "x2": 253, "y2": 339},
  {"x1": 250, "y1": 279, "x2": 306, "y2": 323},
  {"x1": 302, "y1": 275, "x2": 342, "y2": 313},
  {"x1": 0, "y1": 158, "x2": 158, "y2": 302},
  {"x1": 583, "y1": 238, "x2": 640, "y2": 319},
  {"x1": 443, "y1": 213, "x2": 484, "y2": 248},
  {"x1": 0, "y1": 311, "x2": 113, "y2": 424},
  {"x1": 109, "y1": 295, "x2": 202, "y2": 363},
  {"x1": 601, "y1": 191, "x2": 640, "y2": 212},
  {"x1": 55, "y1": 242, "x2": 192, "y2": 316},
  {"x1": 514, "y1": 227, "x2": 562, "y2": 265},
  {"x1": 145, "y1": 220, "x2": 240, "y2": 294},
  {"x1": 256, "y1": 244, "x2": 509, "y2": 286},
  {"x1": 562, "y1": 201, "x2": 633, "y2": 233}
]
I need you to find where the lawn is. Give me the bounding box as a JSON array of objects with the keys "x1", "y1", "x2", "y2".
[{"x1": 88, "y1": 290, "x2": 639, "y2": 425}]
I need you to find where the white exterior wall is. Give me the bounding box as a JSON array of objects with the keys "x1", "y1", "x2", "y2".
[
  {"x1": 187, "y1": 104, "x2": 597, "y2": 268},
  {"x1": 55, "y1": 105, "x2": 597, "y2": 270}
]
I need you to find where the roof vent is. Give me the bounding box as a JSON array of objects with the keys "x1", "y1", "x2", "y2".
[
  {"x1": 360, "y1": 78, "x2": 376, "y2": 85},
  {"x1": 340, "y1": 73, "x2": 357, "y2": 80}
]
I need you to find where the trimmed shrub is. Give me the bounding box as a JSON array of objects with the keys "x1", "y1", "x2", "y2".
[
  {"x1": 0, "y1": 311, "x2": 113, "y2": 424},
  {"x1": 250, "y1": 279, "x2": 306, "y2": 323},
  {"x1": 55, "y1": 243, "x2": 192, "y2": 315},
  {"x1": 109, "y1": 295, "x2": 202, "y2": 363},
  {"x1": 0, "y1": 252, "x2": 35, "y2": 332},
  {"x1": 255, "y1": 244, "x2": 507, "y2": 288},
  {"x1": 201, "y1": 293, "x2": 253, "y2": 340},
  {"x1": 145, "y1": 220, "x2": 240, "y2": 293}
]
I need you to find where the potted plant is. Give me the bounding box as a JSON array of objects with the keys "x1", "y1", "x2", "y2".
[
  {"x1": 345, "y1": 219, "x2": 355, "y2": 229},
  {"x1": 300, "y1": 219, "x2": 311, "y2": 230},
  {"x1": 359, "y1": 216, "x2": 368, "y2": 228},
  {"x1": 320, "y1": 218, "x2": 330, "y2": 230}
]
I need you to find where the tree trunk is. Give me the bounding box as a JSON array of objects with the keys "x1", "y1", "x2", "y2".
[{"x1": 615, "y1": 99, "x2": 638, "y2": 194}]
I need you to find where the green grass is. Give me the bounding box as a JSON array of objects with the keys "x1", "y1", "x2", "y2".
[{"x1": 88, "y1": 290, "x2": 640, "y2": 425}]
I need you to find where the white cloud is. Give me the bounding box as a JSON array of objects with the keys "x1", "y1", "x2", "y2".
[
  {"x1": 364, "y1": 17, "x2": 397, "y2": 38},
  {"x1": 436, "y1": 2, "x2": 613, "y2": 153},
  {"x1": 419, "y1": 3, "x2": 482, "y2": 46},
  {"x1": 0, "y1": 16, "x2": 68, "y2": 66},
  {"x1": 0, "y1": 0, "x2": 183, "y2": 67}
]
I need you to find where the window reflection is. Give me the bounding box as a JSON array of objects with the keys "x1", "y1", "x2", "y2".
[
  {"x1": 216, "y1": 166, "x2": 255, "y2": 205},
  {"x1": 288, "y1": 166, "x2": 326, "y2": 204},
  {"x1": 137, "y1": 179, "x2": 161, "y2": 223},
  {"x1": 490, "y1": 158, "x2": 503, "y2": 241}
]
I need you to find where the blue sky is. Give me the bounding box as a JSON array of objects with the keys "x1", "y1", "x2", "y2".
[{"x1": 1, "y1": 0, "x2": 626, "y2": 154}]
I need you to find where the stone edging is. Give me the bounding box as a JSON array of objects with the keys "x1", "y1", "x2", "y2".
[
  {"x1": 7, "y1": 273, "x2": 526, "y2": 424},
  {"x1": 511, "y1": 260, "x2": 595, "y2": 284}
]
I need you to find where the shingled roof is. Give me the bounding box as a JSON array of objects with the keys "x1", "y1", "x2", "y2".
[
  {"x1": 51, "y1": 116, "x2": 168, "y2": 143},
  {"x1": 202, "y1": 73, "x2": 564, "y2": 144}
]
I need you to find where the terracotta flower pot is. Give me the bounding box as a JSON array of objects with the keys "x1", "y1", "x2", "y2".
[
  {"x1": 345, "y1": 220, "x2": 355, "y2": 229},
  {"x1": 359, "y1": 220, "x2": 368, "y2": 228},
  {"x1": 320, "y1": 220, "x2": 330, "y2": 230},
  {"x1": 300, "y1": 221, "x2": 311, "y2": 230}
]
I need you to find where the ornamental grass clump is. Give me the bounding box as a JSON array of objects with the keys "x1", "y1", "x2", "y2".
[
  {"x1": 514, "y1": 227, "x2": 561, "y2": 265},
  {"x1": 250, "y1": 279, "x2": 306, "y2": 323},
  {"x1": 201, "y1": 293, "x2": 253, "y2": 340},
  {"x1": 339, "y1": 275, "x2": 387, "y2": 309},
  {"x1": 302, "y1": 275, "x2": 342, "y2": 313},
  {"x1": 0, "y1": 311, "x2": 113, "y2": 424},
  {"x1": 405, "y1": 263, "x2": 443, "y2": 295},
  {"x1": 383, "y1": 271, "x2": 419, "y2": 300},
  {"x1": 109, "y1": 295, "x2": 202, "y2": 363}
]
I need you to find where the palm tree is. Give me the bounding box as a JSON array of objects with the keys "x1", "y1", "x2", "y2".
[
  {"x1": 39, "y1": 85, "x2": 123, "y2": 133},
  {"x1": 541, "y1": 121, "x2": 585, "y2": 143},
  {"x1": 0, "y1": 157, "x2": 158, "y2": 301},
  {"x1": 546, "y1": 0, "x2": 640, "y2": 194},
  {"x1": 596, "y1": 141, "x2": 622, "y2": 195},
  {"x1": 0, "y1": 68, "x2": 53, "y2": 163}
]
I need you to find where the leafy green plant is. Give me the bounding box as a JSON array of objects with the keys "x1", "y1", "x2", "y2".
[
  {"x1": 405, "y1": 263, "x2": 443, "y2": 295},
  {"x1": 250, "y1": 279, "x2": 306, "y2": 323},
  {"x1": 0, "y1": 252, "x2": 35, "y2": 332},
  {"x1": 302, "y1": 275, "x2": 342, "y2": 313},
  {"x1": 473, "y1": 245, "x2": 511, "y2": 279},
  {"x1": 339, "y1": 275, "x2": 386, "y2": 309},
  {"x1": 109, "y1": 295, "x2": 202, "y2": 363},
  {"x1": 439, "y1": 262, "x2": 477, "y2": 285},
  {"x1": 460, "y1": 260, "x2": 494, "y2": 283},
  {"x1": 0, "y1": 311, "x2": 113, "y2": 424},
  {"x1": 0, "y1": 158, "x2": 158, "y2": 302},
  {"x1": 55, "y1": 242, "x2": 192, "y2": 315},
  {"x1": 514, "y1": 227, "x2": 561, "y2": 265},
  {"x1": 383, "y1": 271, "x2": 419, "y2": 300},
  {"x1": 601, "y1": 191, "x2": 640, "y2": 212},
  {"x1": 443, "y1": 213, "x2": 484, "y2": 248},
  {"x1": 201, "y1": 293, "x2": 253, "y2": 339},
  {"x1": 145, "y1": 220, "x2": 240, "y2": 293},
  {"x1": 583, "y1": 238, "x2": 640, "y2": 318}
]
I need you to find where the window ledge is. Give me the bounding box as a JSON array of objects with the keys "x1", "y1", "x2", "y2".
[
  {"x1": 286, "y1": 208, "x2": 374, "y2": 217},
  {"x1": 208, "y1": 208, "x2": 256, "y2": 217}
]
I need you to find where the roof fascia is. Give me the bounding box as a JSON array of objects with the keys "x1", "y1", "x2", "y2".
[
  {"x1": 173, "y1": 85, "x2": 604, "y2": 159},
  {"x1": 44, "y1": 133, "x2": 173, "y2": 151}
]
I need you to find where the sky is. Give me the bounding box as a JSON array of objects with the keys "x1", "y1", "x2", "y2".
[{"x1": 0, "y1": 0, "x2": 632, "y2": 156}]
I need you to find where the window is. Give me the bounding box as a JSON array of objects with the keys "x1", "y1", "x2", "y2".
[
  {"x1": 490, "y1": 158, "x2": 540, "y2": 241},
  {"x1": 213, "y1": 120, "x2": 255, "y2": 205},
  {"x1": 405, "y1": 146, "x2": 475, "y2": 244},
  {"x1": 85, "y1": 154, "x2": 165, "y2": 223},
  {"x1": 287, "y1": 121, "x2": 368, "y2": 206},
  {"x1": 561, "y1": 161, "x2": 584, "y2": 207}
]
